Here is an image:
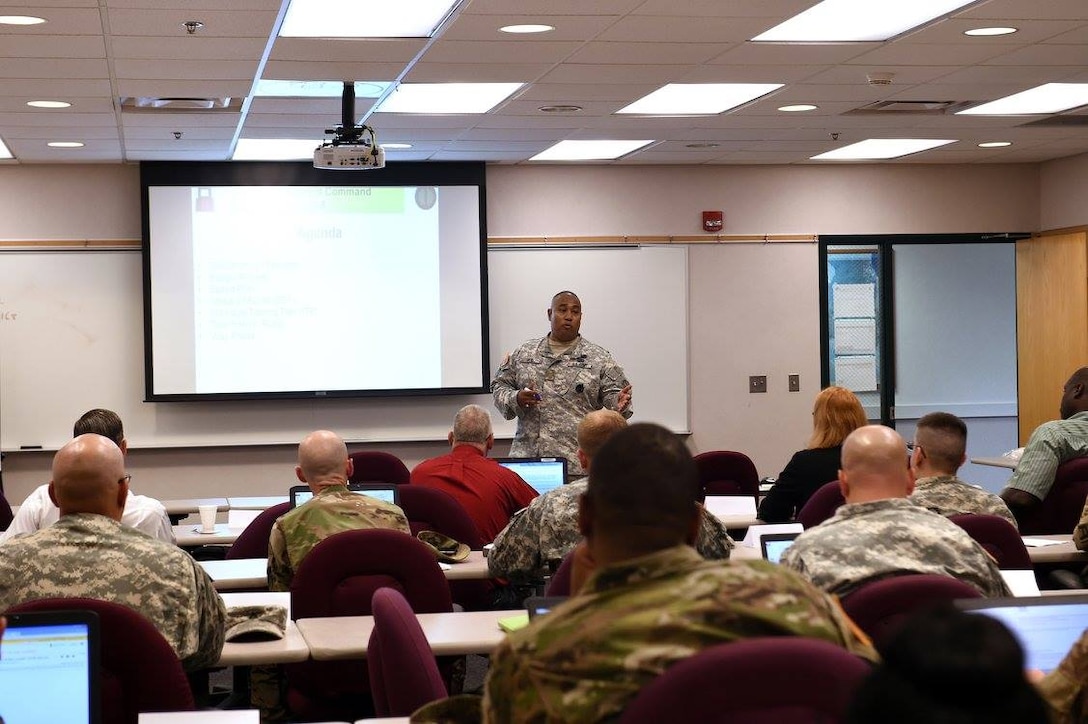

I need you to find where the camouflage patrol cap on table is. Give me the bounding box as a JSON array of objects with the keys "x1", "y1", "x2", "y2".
[
  {"x1": 418, "y1": 530, "x2": 471, "y2": 563},
  {"x1": 225, "y1": 604, "x2": 287, "y2": 642}
]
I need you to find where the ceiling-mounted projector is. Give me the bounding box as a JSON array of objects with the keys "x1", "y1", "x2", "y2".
[{"x1": 314, "y1": 81, "x2": 386, "y2": 170}]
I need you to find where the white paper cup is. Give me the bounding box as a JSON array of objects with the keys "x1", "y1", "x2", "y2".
[{"x1": 198, "y1": 505, "x2": 218, "y2": 533}]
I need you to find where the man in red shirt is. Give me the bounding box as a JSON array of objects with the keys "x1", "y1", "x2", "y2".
[{"x1": 410, "y1": 404, "x2": 539, "y2": 541}]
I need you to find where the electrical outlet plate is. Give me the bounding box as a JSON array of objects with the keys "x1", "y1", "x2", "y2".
[
  {"x1": 788, "y1": 374, "x2": 800, "y2": 392},
  {"x1": 749, "y1": 375, "x2": 767, "y2": 393}
]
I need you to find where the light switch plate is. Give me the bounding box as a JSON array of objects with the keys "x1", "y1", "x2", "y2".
[{"x1": 749, "y1": 375, "x2": 767, "y2": 393}]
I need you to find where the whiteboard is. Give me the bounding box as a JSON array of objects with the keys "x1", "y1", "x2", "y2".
[{"x1": 0, "y1": 246, "x2": 688, "y2": 450}]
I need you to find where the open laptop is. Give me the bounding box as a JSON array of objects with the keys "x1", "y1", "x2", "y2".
[
  {"x1": 0, "y1": 610, "x2": 101, "y2": 723},
  {"x1": 956, "y1": 594, "x2": 1088, "y2": 673},
  {"x1": 760, "y1": 532, "x2": 801, "y2": 563},
  {"x1": 289, "y1": 482, "x2": 400, "y2": 509},
  {"x1": 496, "y1": 457, "x2": 569, "y2": 496}
]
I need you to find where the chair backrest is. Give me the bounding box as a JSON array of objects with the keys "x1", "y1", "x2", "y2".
[
  {"x1": 1017, "y1": 457, "x2": 1088, "y2": 535},
  {"x1": 545, "y1": 550, "x2": 575, "y2": 597},
  {"x1": 397, "y1": 484, "x2": 487, "y2": 548},
  {"x1": 285, "y1": 528, "x2": 453, "y2": 721},
  {"x1": 0, "y1": 490, "x2": 13, "y2": 531},
  {"x1": 368, "y1": 587, "x2": 448, "y2": 717},
  {"x1": 5, "y1": 597, "x2": 193, "y2": 724},
  {"x1": 948, "y1": 513, "x2": 1032, "y2": 569},
  {"x1": 618, "y1": 637, "x2": 872, "y2": 724},
  {"x1": 349, "y1": 451, "x2": 411, "y2": 485},
  {"x1": 694, "y1": 451, "x2": 759, "y2": 496},
  {"x1": 225, "y1": 501, "x2": 291, "y2": 560},
  {"x1": 796, "y1": 481, "x2": 844, "y2": 529},
  {"x1": 840, "y1": 574, "x2": 982, "y2": 650}
]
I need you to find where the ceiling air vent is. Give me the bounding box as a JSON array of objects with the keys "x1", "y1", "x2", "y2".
[
  {"x1": 120, "y1": 97, "x2": 242, "y2": 113},
  {"x1": 846, "y1": 100, "x2": 973, "y2": 115}
]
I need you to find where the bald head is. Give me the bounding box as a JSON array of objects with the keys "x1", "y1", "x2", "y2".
[
  {"x1": 296, "y1": 430, "x2": 350, "y2": 488},
  {"x1": 839, "y1": 425, "x2": 914, "y2": 503},
  {"x1": 576, "y1": 409, "x2": 628, "y2": 470},
  {"x1": 50, "y1": 434, "x2": 128, "y2": 519}
]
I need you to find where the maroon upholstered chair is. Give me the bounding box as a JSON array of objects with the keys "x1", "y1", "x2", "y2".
[
  {"x1": 349, "y1": 451, "x2": 411, "y2": 485},
  {"x1": 6, "y1": 597, "x2": 194, "y2": 724},
  {"x1": 0, "y1": 490, "x2": 13, "y2": 531},
  {"x1": 285, "y1": 528, "x2": 453, "y2": 722},
  {"x1": 617, "y1": 637, "x2": 872, "y2": 724},
  {"x1": 368, "y1": 587, "x2": 449, "y2": 717},
  {"x1": 840, "y1": 574, "x2": 982, "y2": 650},
  {"x1": 694, "y1": 451, "x2": 760, "y2": 497},
  {"x1": 545, "y1": 550, "x2": 575, "y2": 596},
  {"x1": 948, "y1": 513, "x2": 1032, "y2": 569},
  {"x1": 1016, "y1": 457, "x2": 1088, "y2": 535},
  {"x1": 225, "y1": 501, "x2": 290, "y2": 560},
  {"x1": 796, "y1": 481, "x2": 844, "y2": 529}
]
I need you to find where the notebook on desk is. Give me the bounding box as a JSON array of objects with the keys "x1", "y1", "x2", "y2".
[
  {"x1": 956, "y1": 594, "x2": 1088, "y2": 673},
  {"x1": 289, "y1": 483, "x2": 400, "y2": 508},
  {"x1": 496, "y1": 457, "x2": 569, "y2": 496},
  {"x1": 0, "y1": 610, "x2": 100, "y2": 724}
]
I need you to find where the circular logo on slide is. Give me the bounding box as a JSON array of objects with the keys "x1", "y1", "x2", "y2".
[{"x1": 414, "y1": 186, "x2": 438, "y2": 210}]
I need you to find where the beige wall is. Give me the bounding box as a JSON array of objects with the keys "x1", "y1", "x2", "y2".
[
  {"x1": 1040, "y1": 152, "x2": 1088, "y2": 231},
  {"x1": 0, "y1": 161, "x2": 1044, "y2": 503}
]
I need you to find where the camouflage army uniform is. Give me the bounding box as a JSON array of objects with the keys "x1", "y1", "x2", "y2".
[
  {"x1": 1074, "y1": 499, "x2": 1088, "y2": 550},
  {"x1": 491, "y1": 336, "x2": 631, "y2": 477},
  {"x1": 488, "y1": 478, "x2": 733, "y2": 583},
  {"x1": 1038, "y1": 629, "x2": 1088, "y2": 724},
  {"x1": 909, "y1": 474, "x2": 1018, "y2": 529},
  {"x1": 779, "y1": 498, "x2": 1011, "y2": 598},
  {"x1": 0, "y1": 512, "x2": 225, "y2": 670},
  {"x1": 482, "y1": 546, "x2": 876, "y2": 723},
  {"x1": 267, "y1": 484, "x2": 411, "y2": 591}
]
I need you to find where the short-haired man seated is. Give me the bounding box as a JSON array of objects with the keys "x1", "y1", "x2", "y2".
[
  {"x1": 482, "y1": 423, "x2": 875, "y2": 723},
  {"x1": 908, "y1": 411, "x2": 1017, "y2": 528},
  {"x1": 781, "y1": 425, "x2": 1010, "y2": 598},
  {"x1": 2, "y1": 408, "x2": 174, "y2": 544},
  {"x1": 0, "y1": 434, "x2": 225, "y2": 671}
]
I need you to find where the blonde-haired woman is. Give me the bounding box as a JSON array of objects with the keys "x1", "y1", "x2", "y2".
[{"x1": 757, "y1": 386, "x2": 868, "y2": 523}]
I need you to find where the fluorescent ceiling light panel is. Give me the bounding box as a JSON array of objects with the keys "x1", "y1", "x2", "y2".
[
  {"x1": 376, "y1": 83, "x2": 522, "y2": 114},
  {"x1": 254, "y1": 80, "x2": 389, "y2": 98},
  {"x1": 280, "y1": 0, "x2": 457, "y2": 38},
  {"x1": 752, "y1": 0, "x2": 976, "y2": 42},
  {"x1": 616, "y1": 83, "x2": 782, "y2": 115},
  {"x1": 957, "y1": 83, "x2": 1088, "y2": 115},
  {"x1": 0, "y1": 137, "x2": 12, "y2": 159},
  {"x1": 233, "y1": 138, "x2": 319, "y2": 161},
  {"x1": 530, "y1": 140, "x2": 654, "y2": 162},
  {"x1": 811, "y1": 138, "x2": 955, "y2": 160}
]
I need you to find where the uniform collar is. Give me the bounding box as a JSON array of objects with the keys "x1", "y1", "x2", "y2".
[{"x1": 584, "y1": 545, "x2": 703, "y2": 594}]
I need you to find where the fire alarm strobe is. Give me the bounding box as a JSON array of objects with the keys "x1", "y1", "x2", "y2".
[{"x1": 702, "y1": 211, "x2": 723, "y2": 233}]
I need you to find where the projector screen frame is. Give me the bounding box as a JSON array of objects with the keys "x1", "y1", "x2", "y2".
[{"x1": 140, "y1": 160, "x2": 490, "y2": 402}]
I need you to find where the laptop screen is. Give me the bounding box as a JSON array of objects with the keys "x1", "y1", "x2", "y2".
[
  {"x1": 289, "y1": 483, "x2": 400, "y2": 509},
  {"x1": 957, "y1": 595, "x2": 1088, "y2": 673},
  {"x1": 496, "y1": 458, "x2": 568, "y2": 496},
  {"x1": 0, "y1": 610, "x2": 100, "y2": 724},
  {"x1": 760, "y1": 533, "x2": 800, "y2": 563}
]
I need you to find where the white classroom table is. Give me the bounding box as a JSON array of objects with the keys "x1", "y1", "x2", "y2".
[
  {"x1": 297, "y1": 609, "x2": 510, "y2": 660},
  {"x1": 703, "y1": 495, "x2": 762, "y2": 530},
  {"x1": 174, "y1": 523, "x2": 241, "y2": 547},
  {"x1": 216, "y1": 591, "x2": 309, "y2": 667},
  {"x1": 970, "y1": 456, "x2": 1018, "y2": 470},
  {"x1": 227, "y1": 496, "x2": 289, "y2": 510},
  {"x1": 200, "y1": 550, "x2": 493, "y2": 591},
  {"x1": 162, "y1": 498, "x2": 229, "y2": 516},
  {"x1": 1023, "y1": 534, "x2": 1088, "y2": 565}
]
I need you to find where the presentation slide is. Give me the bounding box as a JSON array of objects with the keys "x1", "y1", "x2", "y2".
[{"x1": 147, "y1": 183, "x2": 485, "y2": 398}]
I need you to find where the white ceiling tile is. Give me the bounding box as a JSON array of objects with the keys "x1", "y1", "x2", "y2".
[
  {"x1": 105, "y1": 8, "x2": 278, "y2": 37},
  {"x1": 423, "y1": 39, "x2": 582, "y2": 64},
  {"x1": 115, "y1": 79, "x2": 253, "y2": 96},
  {"x1": 0, "y1": 59, "x2": 109, "y2": 79},
  {"x1": 465, "y1": 0, "x2": 641, "y2": 15},
  {"x1": 113, "y1": 59, "x2": 259, "y2": 81},
  {"x1": 707, "y1": 42, "x2": 876, "y2": 67},
  {"x1": 261, "y1": 60, "x2": 404, "y2": 82},
  {"x1": 844, "y1": 42, "x2": 1014, "y2": 67},
  {"x1": 981, "y1": 43, "x2": 1088, "y2": 66},
  {"x1": 403, "y1": 62, "x2": 551, "y2": 83},
  {"x1": 537, "y1": 63, "x2": 691, "y2": 85},
  {"x1": 270, "y1": 38, "x2": 427, "y2": 63},
  {"x1": 110, "y1": 36, "x2": 267, "y2": 60},
  {"x1": 441, "y1": 14, "x2": 617, "y2": 41},
  {"x1": 598, "y1": 15, "x2": 772, "y2": 43},
  {"x1": 565, "y1": 41, "x2": 726, "y2": 65},
  {"x1": 632, "y1": 0, "x2": 815, "y2": 19},
  {"x1": 958, "y1": 0, "x2": 1088, "y2": 21}
]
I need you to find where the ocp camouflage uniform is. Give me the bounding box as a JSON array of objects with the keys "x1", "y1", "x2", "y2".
[
  {"x1": 0, "y1": 512, "x2": 226, "y2": 670},
  {"x1": 1073, "y1": 499, "x2": 1088, "y2": 550},
  {"x1": 1037, "y1": 628, "x2": 1088, "y2": 724},
  {"x1": 256, "y1": 485, "x2": 412, "y2": 721},
  {"x1": 482, "y1": 546, "x2": 876, "y2": 723},
  {"x1": 267, "y1": 484, "x2": 411, "y2": 592},
  {"x1": 491, "y1": 336, "x2": 631, "y2": 477},
  {"x1": 910, "y1": 474, "x2": 1018, "y2": 529},
  {"x1": 780, "y1": 498, "x2": 1011, "y2": 597},
  {"x1": 488, "y1": 478, "x2": 733, "y2": 583}
]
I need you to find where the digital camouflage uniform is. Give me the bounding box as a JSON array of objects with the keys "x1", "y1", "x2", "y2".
[
  {"x1": 266, "y1": 484, "x2": 411, "y2": 592},
  {"x1": 910, "y1": 474, "x2": 1018, "y2": 529},
  {"x1": 1074, "y1": 499, "x2": 1088, "y2": 550},
  {"x1": 482, "y1": 546, "x2": 877, "y2": 723},
  {"x1": 488, "y1": 478, "x2": 734, "y2": 583},
  {"x1": 0, "y1": 513, "x2": 226, "y2": 670},
  {"x1": 780, "y1": 498, "x2": 1011, "y2": 598},
  {"x1": 1038, "y1": 629, "x2": 1088, "y2": 724},
  {"x1": 491, "y1": 336, "x2": 631, "y2": 477},
  {"x1": 255, "y1": 484, "x2": 411, "y2": 721}
]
